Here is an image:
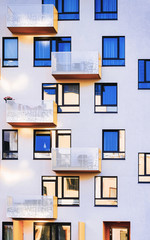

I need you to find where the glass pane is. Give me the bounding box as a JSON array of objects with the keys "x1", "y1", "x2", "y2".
[
  {"x1": 35, "y1": 132, "x2": 51, "y2": 152},
  {"x1": 64, "y1": 84, "x2": 79, "y2": 105},
  {"x1": 35, "y1": 40, "x2": 50, "y2": 59},
  {"x1": 43, "y1": 181, "x2": 56, "y2": 196},
  {"x1": 58, "y1": 42, "x2": 71, "y2": 51},
  {"x1": 3, "y1": 224, "x2": 13, "y2": 240},
  {"x1": 4, "y1": 131, "x2": 18, "y2": 152},
  {"x1": 138, "y1": 60, "x2": 145, "y2": 82},
  {"x1": 104, "y1": 131, "x2": 119, "y2": 152},
  {"x1": 112, "y1": 228, "x2": 128, "y2": 240},
  {"x1": 58, "y1": 135, "x2": 71, "y2": 148},
  {"x1": 58, "y1": 225, "x2": 70, "y2": 240},
  {"x1": 95, "y1": 0, "x2": 101, "y2": 12},
  {"x1": 139, "y1": 153, "x2": 145, "y2": 175},
  {"x1": 64, "y1": 0, "x2": 79, "y2": 12},
  {"x1": 103, "y1": 38, "x2": 118, "y2": 58},
  {"x1": 43, "y1": 88, "x2": 56, "y2": 101},
  {"x1": 4, "y1": 38, "x2": 18, "y2": 59},
  {"x1": 146, "y1": 61, "x2": 150, "y2": 82},
  {"x1": 119, "y1": 37, "x2": 125, "y2": 59},
  {"x1": 146, "y1": 154, "x2": 150, "y2": 175},
  {"x1": 103, "y1": 0, "x2": 117, "y2": 12},
  {"x1": 63, "y1": 177, "x2": 79, "y2": 198},
  {"x1": 35, "y1": 225, "x2": 50, "y2": 240},
  {"x1": 103, "y1": 178, "x2": 117, "y2": 198},
  {"x1": 102, "y1": 85, "x2": 117, "y2": 105}
]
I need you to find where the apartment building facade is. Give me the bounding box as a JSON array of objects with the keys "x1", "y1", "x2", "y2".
[{"x1": 0, "y1": 0, "x2": 150, "y2": 239}]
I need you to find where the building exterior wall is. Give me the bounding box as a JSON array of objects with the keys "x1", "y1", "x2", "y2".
[{"x1": 0, "y1": 0, "x2": 150, "y2": 239}]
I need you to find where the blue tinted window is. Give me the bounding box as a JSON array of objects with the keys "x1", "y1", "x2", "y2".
[
  {"x1": 138, "y1": 60, "x2": 150, "y2": 89},
  {"x1": 3, "y1": 38, "x2": 18, "y2": 67},
  {"x1": 102, "y1": 85, "x2": 117, "y2": 105},
  {"x1": 103, "y1": 37, "x2": 125, "y2": 66},
  {"x1": 43, "y1": 0, "x2": 79, "y2": 20},
  {"x1": 146, "y1": 61, "x2": 150, "y2": 81},
  {"x1": 95, "y1": 0, "x2": 117, "y2": 20},
  {"x1": 35, "y1": 135, "x2": 51, "y2": 152},
  {"x1": 104, "y1": 131, "x2": 118, "y2": 152}
]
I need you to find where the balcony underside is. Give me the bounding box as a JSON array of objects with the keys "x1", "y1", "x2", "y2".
[
  {"x1": 8, "y1": 122, "x2": 57, "y2": 127},
  {"x1": 8, "y1": 26, "x2": 57, "y2": 35},
  {"x1": 52, "y1": 73, "x2": 101, "y2": 80},
  {"x1": 53, "y1": 169, "x2": 101, "y2": 173}
]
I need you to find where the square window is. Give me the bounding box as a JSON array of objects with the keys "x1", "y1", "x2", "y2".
[
  {"x1": 43, "y1": 0, "x2": 79, "y2": 20},
  {"x1": 138, "y1": 59, "x2": 150, "y2": 89},
  {"x1": 3, "y1": 38, "x2": 18, "y2": 67},
  {"x1": 95, "y1": 0, "x2": 117, "y2": 20},
  {"x1": 138, "y1": 153, "x2": 150, "y2": 183},
  {"x1": 2, "y1": 222, "x2": 13, "y2": 240},
  {"x1": 95, "y1": 176, "x2": 117, "y2": 206},
  {"x1": 95, "y1": 83, "x2": 117, "y2": 113},
  {"x1": 103, "y1": 222, "x2": 130, "y2": 240},
  {"x1": 34, "y1": 37, "x2": 71, "y2": 67},
  {"x1": 2, "y1": 130, "x2": 18, "y2": 160},
  {"x1": 34, "y1": 130, "x2": 51, "y2": 159},
  {"x1": 102, "y1": 36, "x2": 125, "y2": 66},
  {"x1": 42, "y1": 176, "x2": 79, "y2": 206},
  {"x1": 102, "y1": 130, "x2": 125, "y2": 159},
  {"x1": 42, "y1": 83, "x2": 80, "y2": 113}
]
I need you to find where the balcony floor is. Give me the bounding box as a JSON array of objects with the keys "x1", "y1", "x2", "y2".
[{"x1": 8, "y1": 26, "x2": 57, "y2": 35}]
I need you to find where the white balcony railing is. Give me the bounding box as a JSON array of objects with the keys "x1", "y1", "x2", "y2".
[
  {"x1": 6, "y1": 100, "x2": 57, "y2": 127},
  {"x1": 52, "y1": 148, "x2": 101, "y2": 172},
  {"x1": 7, "y1": 195, "x2": 57, "y2": 219},
  {"x1": 52, "y1": 51, "x2": 101, "y2": 79},
  {"x1": 7, "y1": 4, "x2": 58, "y2": 34}
]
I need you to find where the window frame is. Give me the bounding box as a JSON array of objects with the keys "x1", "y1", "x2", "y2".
[
  {"x1": 34, "y1": 37, "x2": 71, "y2": 67},
  {"x1": 102, "y1": 36, "x2": 125, "y2": 67},
  {"x1": 94, "y1": 176, "x2": 118, "y2": 207},
  {"x1": 2, "y1": 37, "x2": 18, "y2": 68},
  {"x1": 95, "y1": 0, "x2": 118, "y2": 20},
  {"x1": 42, "y1": 0, "x2": 80, "y2": 21},
  {"x1": 102, "y1": 129, "x2": 125, "y2": 160},
  {"x1": 42, "y1": 83, "x2": 80, "y2": 113},
  {"x1": 2, "y1": 129, "x2": 18, "y2": 160},
  {"x1": 2, "y1": 222, "x2": 13, "y2": 240},
  {"x1": 138, "y1": 59, "x2": 150, "y2": 90},
  {"x1": 94, "y1": 83, "x2": 118, "y2": 113},
  {"x1": 42, "y1": 176, "x2": 79, "y2": 206},
  {"x1": 34, "y1": 222, "x2": 71, "y2": 240},
  {"x1": 138, "y1": 152, "x2": 150, "y2": 183}
]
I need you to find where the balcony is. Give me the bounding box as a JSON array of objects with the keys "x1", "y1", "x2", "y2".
[
  {"x1": 7, "y1": 4, "x2": 58, "y2": 34},
  {"x1": 52, "y1": 51, "x2": 101, "y2": 80},
  {"x1": 6, "y1": 100, "x2": 57, "y2": 127},
  {"x1": 52, "y1": 148, "x2": 101, "y2": 172},
  {"x1": 7, "y1": 195, "x2": 57, "y2": 220}
]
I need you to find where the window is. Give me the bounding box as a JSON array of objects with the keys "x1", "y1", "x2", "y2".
[
  {"x1": 102, "y1": 36, "x2": 125, "y2": 66},
  {"x1": 95, "y1": 0, "x2": 117, "y2": 20},
  {"x1": 95, "y1": 83, "x2": 117, "y2": 113},
  {"x1": 138, "y1": 59, "x2": 150, "y2": 89},
  {"x1": 42, "y1": 176, "x2": 79, "y2": 206},
  {"x1": 34, "y1": 37, "x2": 71, "y2": 67},
  {"x1": 43, "y1": 0, "x2": 79, "y2": 20},
  {"x1": 2, "y1": 222, "x2": 13, "y2": 240},
  {"x1": 2, "y1": 130, "x2": 18, "y2": 160},
  {"x1": 95, "y1": 176, "x2": 117, "y2": 206},
  {"x1": 34, "y1": 129, "x2": 71, "y2": 159},
  {"x1": 102, "y1": 130, "x2": 125, "y2": 159},
  {"x1": 42, "y1": 83, "x2": 80, "y2": 113},
  {"x1": 103, "y1": 222, "x2": 130, "y2": 240},
  {"x1": 3, "y1": 37, "x2": 18, "y2": 67},
  {"x1": 34, "y1": 222, "x2": 71, "y2": 240},
  {"x1": 138, "y1": 153, "x2": 150, "y2": 183}
]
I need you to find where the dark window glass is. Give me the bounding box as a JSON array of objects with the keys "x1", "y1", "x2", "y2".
[
  {"x1": 2, "y1": 222, "x2": 13, "y2": 240},
  {"x1": 34, "y1": 37, "x2": 71, "y2": 67},
  {"x1": 104, "y1": 131, "x2": 118, "y2": 152},
  {"x1": 102, "y1": 37, "x2": 125, "y2": 66},
  {"x1": 95, "y1": 0, "x2": 117, "y2": 20},
  {"x1": 138, "y1": 60, "x2": 150, "y2": 89},
  {"x1": 43, "y1": 0, "x2": 79, "y2": 20},
  {"x1": 2, "y1": 130, "x2": 18, "y2": 159},
  {"x1": 3, "y1": 38, "x2": 18, "y2": 67},
  {"x1": 34, "y1": 130, "x2": 51, "y2": 159}
]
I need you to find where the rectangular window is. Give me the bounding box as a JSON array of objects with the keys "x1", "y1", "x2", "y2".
[
  {"x1": 95, "y1": 83, "x2": 117, "y2": 113},
  {"x1": 43, "y1": 0, "x2": 79, "y2": 20},
  {"x1": 2, "y1": 130, "x2": 18, "y2": 160},
  {"x1": 103, "y1": 222, "x2": 130, "y2": 240},
  {"x1": 138, "y1": 153, "x2": 150, "y2": 183},
  {"x1": 34, "y1": 129, "x2": 71, "y2": 159},
  {"x1": 3, "y1": 37, "x2": 18, "y2": 67},
  {"x1": 2, "y1": 222, "x2": 13, "y2": 240},
  {"x1": 102, "y1": 130, "x2": 125, "y2": 159},
  {"x1": 42, "y1": 176, "x2": 79, "y2": 206},
  {"x1": 95, "y1": 0, "x2": 117, "y2": 20},
  {"x1": 102, "y1": 36, "x2": 125, "y2": 66},
  {"x1": 42, "y1": 83, "x2": 80, "y2": 113},
  {"x1": 138, "y1": 59, "x2": 150, "y2": 89},
  {"x1": 34, "y1": 37, "x2": 71, "y2": 67},
  {"x1": 34, "y1": 222, "x2": 71, "y2": 240},
  {"x1": 95, "y1": 176, "x2": 117, "y2": 206}
]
